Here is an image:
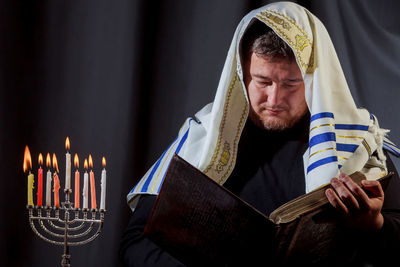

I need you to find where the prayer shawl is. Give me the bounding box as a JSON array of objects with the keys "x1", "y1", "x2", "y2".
[{"x1": 127, "y1": 2, "x2": 400, "y2": 210}]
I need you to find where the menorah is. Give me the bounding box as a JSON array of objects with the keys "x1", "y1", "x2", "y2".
[
  {"x1": 27, "y1": 190, "x2": 105, "y2": 267},
  {"x1": 24, "y1": 138, "x2": 107, "y2": 267}
]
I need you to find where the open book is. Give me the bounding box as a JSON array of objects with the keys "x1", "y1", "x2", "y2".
[{"x1": 143, "y1": 154, "x2": 393, "y2": 266}]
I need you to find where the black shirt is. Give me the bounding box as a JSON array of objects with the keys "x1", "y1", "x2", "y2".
[{"x1": 224, "y1": 116, "x2": 309, "y2": 216}]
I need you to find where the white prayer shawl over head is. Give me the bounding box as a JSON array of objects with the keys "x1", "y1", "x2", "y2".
[{"x1": 127, "y1": 2, "x2": 399, "y2": 211}]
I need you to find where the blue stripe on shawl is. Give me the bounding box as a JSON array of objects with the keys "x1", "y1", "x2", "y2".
[
  {"x1": 309, "y1": 132, "x2": 336, "y2": 148},
  {"x1": 140, "y1": 133, "x2": 180, "y2": 192},
  {"x1": 310, "y1": 112, "x2": 334, "y2": 122},
  {"x1": 307, "y1": 156, "x2": 338, "y2": 173},
  {"x1": 336, "y1": 143, "x2": 358, "y2": 153},
  {"x1": 157, "y1": 126, "x2": 191, "y2": 193},
  {"x1": 383, "y1": 141, "x2": 400, "y2": 156},
  {"x1": 141, "y1": 149, "x2": 168, "y2": 192},
  {"x1": 175, "y1": 126, "x2": 190, "y2": 154},
  {"x1": 384, "y1": 140, "x2": 399, "y2": 149},
  {"x1": 335, "y1": 124, "x2": 369, "y2": 131},
  {"x1": 370, "y1": 113, "x2": 375, "y2": 121}
]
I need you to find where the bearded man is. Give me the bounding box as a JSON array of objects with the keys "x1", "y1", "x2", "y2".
[{"x1": 121, "y1": 2, "x2": 400, "y2": 266}]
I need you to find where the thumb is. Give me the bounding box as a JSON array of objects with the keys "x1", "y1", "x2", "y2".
[{"x1": 361, "y1": 180, "x2": 384, "y2": 198}]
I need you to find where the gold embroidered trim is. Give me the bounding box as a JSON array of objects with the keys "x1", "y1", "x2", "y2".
[
  {"x1": 203, "y1": 72, "x2": 248, "y2": 185},
  {"x1": 310, "y1": 123, "x2": 335, "y2": 132},
  {"x1": 309, "y1": 147, "x2": 336, "y2": 158},
  {"x1": 336, "y1": 134, "x2": 372, "y2": 157},
  {"x1": 256, "y1": 10, "x2": 314, "y2": 74},
  {"x1": 362, "y1": 139, "x2": 372, "y2": 156},
  {"x1": 220, "y1": 97, "x2": 248, "y2": 184},
  {"x1": 216, "y1": 141, "x2": 231, "y2": 173},
  {"x1": 203, "y1": 73, "x2": 238, "y2": 175},
  {"x1": 336, "y1": 135, "x2": 364, "y2": 139}
]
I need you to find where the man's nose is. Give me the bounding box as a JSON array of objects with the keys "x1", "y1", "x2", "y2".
[{"x1": 267, "y1": 83, "x2": 280, "y2": 106}]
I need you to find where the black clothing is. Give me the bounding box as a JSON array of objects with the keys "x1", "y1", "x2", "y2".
[
  {"x1": 120, "y1": 119, "x2": 400, "y2": 266},
  {"x1": 223, "y1": 116, "x2": 309, "y2": 216}
]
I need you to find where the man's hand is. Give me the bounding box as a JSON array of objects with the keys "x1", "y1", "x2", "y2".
[{"x1": 325, "y1": 173, "x2": 384, "y2": 231}]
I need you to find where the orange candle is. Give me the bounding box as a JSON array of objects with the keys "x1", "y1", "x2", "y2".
[
  {"x1": 74, "y1": 154, "x2": 80, "y2": 208},
  {"x1": 52, "y1": 153, "x2": 60, "y2": 207},
  {"x1": 37, "y1": 153, "x2": 43, "y2": 206},
  {"x1": 89, "y1": 154, "x2": 96, "y2": 210}
]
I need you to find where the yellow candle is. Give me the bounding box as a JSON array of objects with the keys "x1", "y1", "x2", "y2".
[
  {"x1": 23, "y1": 146, "x2": 34, "y2": 206},
  {"x1": 28, "y1": 172, "x2": 34, "y2": 206}
]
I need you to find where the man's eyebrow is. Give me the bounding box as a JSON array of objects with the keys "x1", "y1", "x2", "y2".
[{"x1": 252, "y1": 74, "x2": 271, "y2": 80}]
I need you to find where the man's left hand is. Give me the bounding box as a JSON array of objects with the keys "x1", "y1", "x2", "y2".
[{"x1": 325, "y1": 173, "x2": 384, "y2": 231}]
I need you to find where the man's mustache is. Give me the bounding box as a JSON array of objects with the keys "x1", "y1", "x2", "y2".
[{"x1": 259, "y1": 104, "x2": 288, "y2": 111}]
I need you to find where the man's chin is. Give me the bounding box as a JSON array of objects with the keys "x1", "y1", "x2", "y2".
[
  {"x1": 261, "y1": 119, "x2": 290, "y2": 131},
  {"x1": 249, "y1": 107, "x2": 309, "y2": 132},
  {"x1": 251, "y1": 115, "x2": 290, "y2": 131}
]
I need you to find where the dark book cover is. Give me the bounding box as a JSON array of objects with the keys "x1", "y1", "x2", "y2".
[{"x1": 144, "y1": 154, "x2": 393, "y2": 266}]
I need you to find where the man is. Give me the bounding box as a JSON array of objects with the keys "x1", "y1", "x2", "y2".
[{"x1": 121, "y1": 2, "x2": 400, "y2": 266}]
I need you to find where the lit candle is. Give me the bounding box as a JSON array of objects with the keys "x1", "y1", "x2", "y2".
[
  {"x1": 23, "y1": 146, "x2": 34, "y2": 206},
  {"x1": 89, "y1": 154, "x2": 96, "y2": 210},
  {"x1": 53, "y1": 153, "x2": 60, "y2": 207},
  {"x1": 46, "y1": 153, "x2": 52, "y2": 207},
  {"x1": 37, "y1": 153, "x2": 43, "y2": 206},
  {"x1": 74, "y1": 154, "x2": 80, "y2": 208},
  {"x1": 83, "y1": 159, "x2": 89, "y2": 209},
  {"x1": 100, "y1": 157, "x2": 106, "y2": 210},
  {"x1": 65, "y1": 137, "x2": 71, "y2": 191}
]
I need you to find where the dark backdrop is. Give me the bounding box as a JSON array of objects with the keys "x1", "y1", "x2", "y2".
[{"x1": 1, "y1": 0, "x2": 399, "y2": 266}]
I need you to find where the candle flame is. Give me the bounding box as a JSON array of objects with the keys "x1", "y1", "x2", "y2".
[
  {"x1": 84, "y1": 159, "x2": 88, "y2": 170},
  {"x1": 102, "y1": 157, "x2": 106, "y2": 168},
  {"x1": 65, "y1": 137, "x2": 70, "y2": 151},
  {"x1": 23, "y1": 146, "x2": 32, "y2": 173},
  {"x1": 74, "y1": 154, "x2": 79, "y2": 168},
  {"x1": 38, "y1": 153, "x2": 43, "y2": 166},
  {"x1": 52, "y1": 153, "x2": 59, "y2": 173},
  {"x1": 88, "y1": 154, "x2": 93, "y2": 168},
  {"x1": 46, "y1": 153, "x2": 51, "y2": 168}
]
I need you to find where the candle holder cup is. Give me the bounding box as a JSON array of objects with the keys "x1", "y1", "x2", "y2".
[{"x1": 27, "y1": 190, "x2": 105, "y2": 267}]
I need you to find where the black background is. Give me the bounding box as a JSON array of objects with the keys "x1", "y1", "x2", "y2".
[{"x1": 1, "y1": 0, "x2": 399, "y2": 266}]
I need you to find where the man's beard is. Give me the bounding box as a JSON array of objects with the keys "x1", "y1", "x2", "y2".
[{"x1": 248, "y1": 105, "x2": 308, "y2": 132}]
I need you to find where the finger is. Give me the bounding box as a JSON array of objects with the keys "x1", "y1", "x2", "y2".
[
  {"x1": 338, "y1": 173, "x2": 370, "y2": 208},
  {"x1": 325, "y1": 188, "x2": 349, "y2": 215},
  {"x1": 361, "y1": 180, "x2": 384, "y2": 199},
  {"x1": 330, "y1": 177, "x2": 360, "y2": 211}
]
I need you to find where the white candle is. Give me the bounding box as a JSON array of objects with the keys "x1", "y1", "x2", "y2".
[
  {"x1": 45, "y1": 153, "x2": 52, "y2": 207},
  {"x1": 65, "y1": 137, "x2": 71, "y2": 190},
  {"x1": 100, "y1": 167, "x2": 106, "y2": 210},
  {"x1": 46, "y1": 170, "x2": 52, "y2": 207},
  {"x1": 65, "y1": 152, "x2": 71, "y2": 190},
  {"x1": 83, "y1": 171, "x2": 89, "y2": 209}
]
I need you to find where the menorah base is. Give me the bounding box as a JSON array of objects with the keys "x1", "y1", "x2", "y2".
[{"x1": 61, "y1": 254, "x2": 71, "y2": 267}]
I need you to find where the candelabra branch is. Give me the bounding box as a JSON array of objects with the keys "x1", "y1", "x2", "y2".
[{"x1": 27, "y1": 191, "x2": 105, "y2": 266}]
